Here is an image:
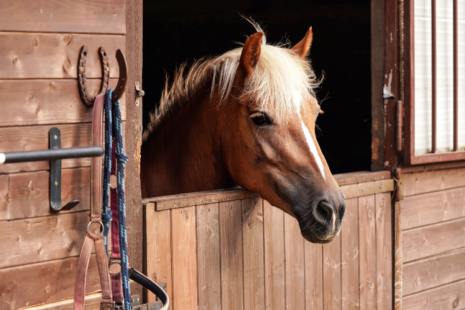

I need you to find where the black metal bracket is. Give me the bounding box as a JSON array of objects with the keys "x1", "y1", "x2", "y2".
[
  {"x1": 49, "y1": 128, "x2": 80, "y2": 212},
  {"x1": 0, "y1": 127, "x2": 104, "y2": 212}
]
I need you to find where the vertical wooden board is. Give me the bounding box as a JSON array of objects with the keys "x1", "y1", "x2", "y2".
[
  {"x1": 0, "y1": 175, "x2": 9, "y2": 221},
  {"x1": 242, "y1": 197, "x2": 265, "y2": 310},
  {"x1": 284, "y1": 213, "x2": 305, "y2": 310},
  {"x1": 196, "y1": 203, "x2": 221, "y2": 310},
  {"x1": 144, "y1": 205, "x2": 172, "y2": 303},
  {"x1": 375, "y1": 193, "x2": 392, "y2": 310},
  {"x1": 171, "y1": 206, "x2": 198, "y2": 310},
  {"x1": 341, "y1": 198, "x2": 359, "y2": 310},
  {"x1": 264, "y1": 201, "x2": 285, "y2": 310},
  {"x1": 323, "y1": 233, "x2": 342, "y2": 310},
  {"x1": 394, "y1": 202, "x2": 402, "y2": 310},
  {"x1": 305, "y1": 241, "x2": 323, "y2": 310},
  {"x1": 358, "y1": 195, "x2": 376, "y2": 310},
  {"x1": 219, "y1": 199, "x2": 244, "y2": 310},
  {"x1": 0, "y1": 0, "x2": 126, "y2": 33}
]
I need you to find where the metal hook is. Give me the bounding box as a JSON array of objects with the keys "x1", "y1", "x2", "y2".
[{"x1": 111, "y1": 49, "x2": 128, "y2": 104}]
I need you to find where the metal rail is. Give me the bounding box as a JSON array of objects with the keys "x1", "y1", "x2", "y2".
[{"x1": 0, "y1": 146, "x2": 103, "y2": 164}]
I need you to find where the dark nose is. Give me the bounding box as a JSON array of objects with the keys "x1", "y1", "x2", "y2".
[{"x1": 313, "y1": 199, "x2": 346, "y2": 227}]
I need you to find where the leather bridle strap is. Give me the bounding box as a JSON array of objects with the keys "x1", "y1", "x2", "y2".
[{"x1": 74, "y1": 94, "x2": 113, "y2": 310}]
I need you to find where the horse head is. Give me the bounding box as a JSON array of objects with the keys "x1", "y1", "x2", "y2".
[{"x1": 218, "y1": 28, "x2": 346, "y2": 244}]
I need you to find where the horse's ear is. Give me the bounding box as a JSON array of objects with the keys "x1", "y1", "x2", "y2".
[
  {"x1": 292, "y1": 27, "x2": 313, "y2": 58},
  {"x1": 240, "y1": 32, "x2": 264, "y2": 78}
]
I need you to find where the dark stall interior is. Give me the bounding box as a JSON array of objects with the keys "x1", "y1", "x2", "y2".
[{"x1": 142, "y1": 0, "x2": 371, "y2": 174}]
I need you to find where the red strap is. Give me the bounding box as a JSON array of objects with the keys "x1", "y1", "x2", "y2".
[{"x1": 74, "y1": 234, "x2": 93, "y2": 309}]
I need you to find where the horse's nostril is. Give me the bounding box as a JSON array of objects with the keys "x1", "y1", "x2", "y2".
[
  {"x1": 316, "y1": 201, "x2": 334, "y2": 223},
  {"x1": 339, "y1": 203, "x2": 346, "y2": 220}
]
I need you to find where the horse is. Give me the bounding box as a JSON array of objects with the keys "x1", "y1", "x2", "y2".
[{"x1": 141, "y1": 23, "x2": 346, "y2": 244}]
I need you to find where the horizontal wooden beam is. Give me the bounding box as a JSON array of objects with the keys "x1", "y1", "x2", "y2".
[
  {"x1": 21, "y1": 293, "x2": 101, "y2": 310},
  {"x1": 144, "y1": 179, "x2": 395, "y2": 211}
]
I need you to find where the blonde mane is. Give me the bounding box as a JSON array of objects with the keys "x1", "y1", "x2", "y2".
[{"x1": 143, "y1": 23, "x2": 320, "y2": 143}]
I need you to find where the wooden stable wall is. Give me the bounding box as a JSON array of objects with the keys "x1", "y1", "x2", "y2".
[
  {"x1": 397, "y1": 164, "x2": 465, "y2": 310},
  {"x1": 0, "y1": 0, "x2": 143, "y2": 308},
  {"x1": 144, "y1": 172, "x2": 394, "y2": 310}
]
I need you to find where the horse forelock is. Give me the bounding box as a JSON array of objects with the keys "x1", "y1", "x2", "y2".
[{"x1": 143, "y1": 28, "x2": 321, "y2": 143}]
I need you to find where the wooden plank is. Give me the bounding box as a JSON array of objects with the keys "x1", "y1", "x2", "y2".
[
  {"x1": 263, "y1": 200, "x2": 285, "y2": 310},
  {"x1": 402, "y1": 218, "x2": 465, "y2": 262},
  {"x1": 402, "y1": 167, "x2": 465, "y2": 197},
  {"x1": 145, "y1": 187, "x2": 259, "y2": 211},
  {"x1": 403, "y1": 279, "x2": 465, "y2": 310},
  {"x1": 284, "y1": 213, "x2": 305, "y2": 310},
  {"x1": 375, "y1": 193, "x2": 392, "y2": 310},
  {"x1": 7, "y1": 167, "x2": 90, "y2": 220},
  {"x1": 0, "y1": 33, "x2": 125, "y2": 79},
  {"x1": 0, "y1": 255, "x2": 100, "y2": 309},
  {"x1": 394, "y1": 202, "x2": 402, "y2": 310},
  {"x1": 340, "y1": 179, "x2": 394, "y2": 199},
  {"x1": 0, "y1": 79, "x2": 125, "y2": 127},
  {"x1": 21, "y1": 293, "x2": 101, "y2": 310},
  {"x1": 341, "y1": 198, "x2": 359, "y2": 310},
  {"x1": 171, "y1": 206, "x2": 197, "y2": 310},
  {"x1": 334, "y1": 171, "x2": 391, "y2": 186},
  {"x1": 403, "y1": 249, "x2": 465, "y2": 296},
  {"x1": 0, "y1": 175, "x2": 9, "y2": 220},
  {"x1": 124, "y1": 0, "x2": 143, "y2": 296},
  {"x1": 0, "y1": 0, "x2": 125, "y2": 34},
  {"x1": 219, "y1": 199, "x2": 244, "y2": 310},
  {"x1": 305, "y1": 241, "x2": 323, "y2": 310},
  {"x1": 144, "y1": 204, "x2": 172, "y2": 304},
  {"x1": 323, "y1": 233, "x2": 342, "y2": 310},
  {"x1": 399, "y1": 160, "x2": 465, "y2": 174},
  {"x1": 358, "y1": 195, "x2": 376, "y2": 310},
  {"x1": 242, "y1": 197, "x2": 265, "y2": 310},
  {"x1": 196, "y1": 203, "x2": 221, "y2": 310},
  {"x1": 0, "y1": 211, "x2": 89, "y2": 268},
  {"x1": 401, "y1": 187, "x2": 465, "y2": 230}
]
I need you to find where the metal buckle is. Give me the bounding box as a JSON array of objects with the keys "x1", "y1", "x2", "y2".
[
  {"x1": 87, "y1": 221, "x2": 104, "y2": 233},
  {"x1": 109, "y1": 258, "x2": 122, "y2": 275}
]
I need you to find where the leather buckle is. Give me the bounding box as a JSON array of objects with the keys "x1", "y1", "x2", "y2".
[{"x1": 101, "y1": 301, "x2": 117, "y2": 310}]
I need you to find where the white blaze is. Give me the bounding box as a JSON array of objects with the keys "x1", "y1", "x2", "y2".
[{"x1": 296, "y1": 106, "x2": 326, "y2": 181}]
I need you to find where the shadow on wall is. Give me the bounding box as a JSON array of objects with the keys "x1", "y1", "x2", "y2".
[{"x1": 143, "y1": 0, "x2": 371, "y2": 174}]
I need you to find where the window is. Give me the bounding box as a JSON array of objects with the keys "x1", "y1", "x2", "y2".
[{"x1": 404, "y1": 0, "x2": 465, "y2": 164}]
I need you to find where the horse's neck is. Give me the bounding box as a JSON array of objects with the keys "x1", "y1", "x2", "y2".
[{"x1": 141, "y1": 91, "x2": 235, "y2": 198}]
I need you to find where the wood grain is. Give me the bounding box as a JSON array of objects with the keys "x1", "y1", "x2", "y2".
[
  {"x1": 402, "y1": 218, "x2": 465, "y2": 262},
  {"x1": 340, "y1": 179, "x2": 394, "y2": 199},
  {"x1": 21, "y1": 293, "x2": 101, "y2": 310},
  {"x1": 263, "y1": 200, "x2": 285, "y2": 310},
  {"x1": 0, "y1": 33, "x2": 125, "y2": 79},
  {"x1": 196, "y1": 203, "x2": 221, "y2": 310},
  {"x1": 402, "y1": 279, "x2": 465, "y2": 310},
  {"x1": 341, "y1": 198, "x2": 359, "y2": 310},
  {"x1": 358, "y1": 195, "x2": 376, "y2": 310},
  {"x1": 219, "y1": 199, "x2": 244, "y2": 310},
  {"x1": 305, "y1": 241, "x2": 323, "y2": 310},
  {"x1": 0, "y1": 211, "x2": 89, "y2": 268},
  {"x1": 402, "y1": 167, "x2": 465, "y2": 197},
  {"x1": 0, "y1": 0, "x2": 125, "y2": 33},
  {"x1": 6, "y1": 167, "x2": 90, "y2": 220},
  {"x1": 242, "y1": 197, "x2": 265, "y2": 310},
  {"x1": 0, "y1": 175, "x2": 9, "y2": 220},
  {"x1": 0, "y1": 255, "x2": 100, "y2": 309},
  {"x1": 284, "y1": 213, "x2": 305, "y2": 310},
  {"x1": 375, "y1": 193, "x2": 392, "y2": 310},
  {"x1": 401, "y1": 187, "x2": 465, "y2": 230},
  {"x1": 0, "y1": 79, "x2": 125, "y2": 127},
  {"x1": 323, "y1": 234, "x2": 342, "y2": 310},
  {"x1": 403, "y1": 249, "x2": 465, "y2": 295},
  {"x1": 171, "y1": 206, "x2": 198, "y2": 310},
  {"x1": 144, "y1": 205, "x2": 172, "y2": 304},
  {"x1": 334, "y1": 171, "x2": 391, "y2": 186}
]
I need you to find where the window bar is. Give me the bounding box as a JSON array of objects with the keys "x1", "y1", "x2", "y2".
[
  {"x1": 453, "y1": 0, "x2": 458, "y2": 151},
  {"x1": 432, "y1": 0, "x2": 437, "y2": 153}
]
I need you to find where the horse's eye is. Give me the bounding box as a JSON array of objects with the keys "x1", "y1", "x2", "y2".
[{"x1": 250, "y1": 112, "x2": 270, "y2": 126}]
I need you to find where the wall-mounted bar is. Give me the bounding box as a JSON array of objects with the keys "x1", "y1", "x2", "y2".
[{"x1": 0, "y1": 146, "x2": 103, "y2": 164}]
